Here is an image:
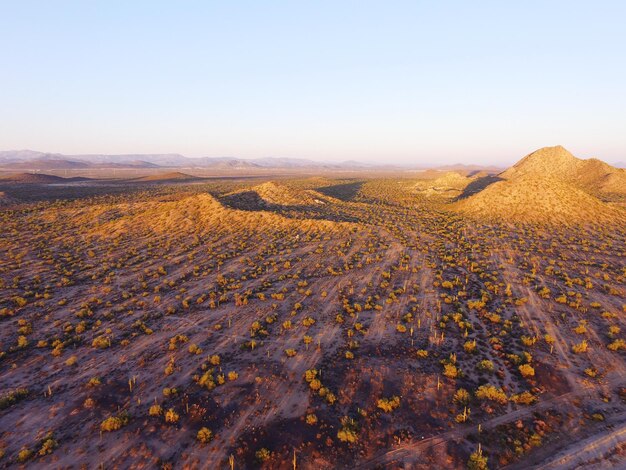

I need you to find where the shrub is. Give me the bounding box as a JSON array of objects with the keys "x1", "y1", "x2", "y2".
[
  {"x1": 17, "y1": 336, "x2": 28, "y2": 348},
  {"x1": 453, "y1": 388, "x2": 470, "y2": 406},
  {"x1": 197, "y1": 427, "x2": 213, "y2": 444},
  {"x1": 337, "y1": 417, "x2": 359, "y2": 443},
  {"x1": 572, "y1": 340, "x2": 588, "y2": 354},
  {"x1": 149, "y1": 404, "x2": 163, "y2": 416},
  {"x1": 376, "y1": 396, "x2": 400, "y2": 413},
  {"x1": 65, "y1": 355, "x2": 78, "y2": 366},
  {"x1": 443, "y1": 363, "x2": 459, "y2": 379},
  {"x1": 608, "y1": 339, "x2": 626, "y2": 351},
  {"x1": 464, "y1": 340, "x2": 477, "y2": 354},
  {"x1": 255, "y1": 448, "x2": 271, "y2": 462},
  {"x1": 92, "y1": 335, "x2": 110, "y2": 349},
  {"x1": 510, "y1": 391, "x2": 536, "y2": 405},
  {"x1": 101, "y1": 412, "x2": 130, "y2": 432},
  {"x1": 188, "y1": 343, "x2": 202, "y2": 355},
  {"x1": 0, "y1": 388, "x2": 29, "y2": 410},
  {"x1": 519, "y1": 364, "x2": 535, "y2": 378},
  {"x1": 475, "y1": 385, "x2": 507, "y2": 405},
  {"x1": 309, "y1": 379, "x2": 322, "y2": 391},
  {"x1": 165, "y1": 408, "x2": 179, "y2": 423},
  {"x1": 38, "y1": 436, "x2": 58, "y2": 456},
  {"x1": 467, "y1": 447, "x2": 488, "y2": 470},
  {"x1": 17, "y1": 447, "x2": 32, "y2": 463}
]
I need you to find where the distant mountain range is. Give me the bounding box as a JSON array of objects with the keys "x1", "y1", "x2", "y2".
[
  {"x1": 0, "y1": 150, "x2": 404, "y2": 171},
  {"x1": 0, "y1": 149, "x2": 508, "y2": 172}
]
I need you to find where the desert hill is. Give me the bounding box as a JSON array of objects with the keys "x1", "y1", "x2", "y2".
[
  {"x1": 0, "y1": 172, "x2": 90, "y2": 184},
  {"x1": 454, "y1": 146, "x2": 626, "y2": 224},
  {"x1": 222, "y1": 181, "x2": 336, "y2": 210},
  {"x1": 44, "y1": 192, "x2": 350, "y2": 239},
  {"x1": 414, "y1": 171, "x2": 473, "y2": 198},
  {"x1": 253, "y1": 182, "x2": 319, "y2": 206},
  {"x1": 501, "y1": 145, "x2": 626, "y2": 200}
]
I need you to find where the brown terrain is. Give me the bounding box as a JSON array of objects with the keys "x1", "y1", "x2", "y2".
[{"x1": 0, "y1": 146, "x2": 625, "y2": 469}]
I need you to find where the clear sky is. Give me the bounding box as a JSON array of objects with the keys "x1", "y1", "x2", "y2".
[{"x1": 1, "y1": 1, "x2": 625, "y2": 165}]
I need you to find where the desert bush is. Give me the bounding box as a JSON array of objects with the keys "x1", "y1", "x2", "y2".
[
  {"x1": 519, "y1": 364, "x2": 535, "y2": 378},
  {"x1": 92, "y1": 335, "x2": 110, "y2": 349},
  {"x1": 453, "y1": 388, "x2": 470, "y2": 406},
  {"x1": 101, "y1": 412, "x2": 130, "y2": 432},
  {"x1": 255, "y1": 448, "x2": 271, "y2": 462},
  {"x1": 572, "y1": 340, "x2": 588, "y2": 354},
  {"x1": 510, "y1": 391, "x2": 536, "y2": 405},
  {"x1": 443, "y1": 363, "x2": 459, "y2": 379},
  {"x1": 475, "y1": 384, "x2": 507, "y2": 405},
  {"x1": 608, "y1": 339, "x2": 626, "y2": 351},
  {"x1": 149, "y1": 404, "x2": 163, "y2": 416},
  {"x1": 197, "y1": 427, "x2": 213, "y2": 444},
  {"x1": 376, "y1": 396, "x2": 400, "y2": 413},
  {"x1": 38, "y1": 435, "x2": 58, "y2": 456},
  {"x1": 464, "y1": 340, "x2": 477, "y2": 354},
  {"x1": 416, "y1": 349, "x2": 429, "y2": 358},
  {"x1": 165, "y1": 408, "x2": 179, "y2": 423},
  {"x1": 337, "y1": 417, "x2": 359, "y2": 443},
  {"x1": 0, "y1": 388, "x2": 29, "y2": 410},
  {"x1": 467, "y1": 447, "x2": 488, "y2": 470}
]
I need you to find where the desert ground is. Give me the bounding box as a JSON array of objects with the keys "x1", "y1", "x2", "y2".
[{"x1": 1, "y1": 147, "x2": 625, "y2": 469}]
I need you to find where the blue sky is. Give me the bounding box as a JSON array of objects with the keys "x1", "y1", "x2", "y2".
[{"x1": 1, "y1": 1, "x2": 625, "y2": 165}]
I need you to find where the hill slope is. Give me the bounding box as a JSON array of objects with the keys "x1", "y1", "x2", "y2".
[{"x1": 0, "y1": 173, "x2": 90, "y2": 184}]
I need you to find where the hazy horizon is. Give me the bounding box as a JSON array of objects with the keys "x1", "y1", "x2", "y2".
[{"x1": 2, "y1": 1, "x2": 625, "y2": 165}]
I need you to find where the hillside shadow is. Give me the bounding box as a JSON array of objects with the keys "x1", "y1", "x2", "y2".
[
  {"x1": 219, "y1": 190, "x2": 360, "y2": 223},
  {"x1": 455, "y1": 175, "x2": 503, "y2": 200},
  {"x1": 220, "y1": 190, "x2": 268, "y2": 211},
  {"x1": 316, "y1": 181, "x2": 363, "y2": 201}
]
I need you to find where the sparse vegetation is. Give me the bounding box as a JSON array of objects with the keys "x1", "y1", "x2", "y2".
[{"x1": 0, "y1": 160, "x2": 624, "y2": 468}]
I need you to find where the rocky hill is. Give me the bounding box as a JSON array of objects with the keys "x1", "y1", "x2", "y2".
[
  {"x1": 501, "y1": 146, "x2": 626, "y2": 200},
  {"x1": 454, "y1": 146, "x2": 626, "y2": 224}
]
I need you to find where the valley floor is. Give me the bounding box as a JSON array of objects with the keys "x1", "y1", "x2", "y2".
[{"x1": 0, "y1": 176, "x2": 625, "y2": 469}]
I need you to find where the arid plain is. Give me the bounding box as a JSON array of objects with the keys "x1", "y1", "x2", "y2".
[{"x1": 1, "y1": 146, "x2": 625, "y2": 469}]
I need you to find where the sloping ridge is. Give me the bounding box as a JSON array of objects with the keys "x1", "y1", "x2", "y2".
[
  {"x1": 454, "y1": 146, "x2": 626, "y2": 224},
  {"x1": 133, "y1": 172, "x2": 200, "y2": 182}
]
